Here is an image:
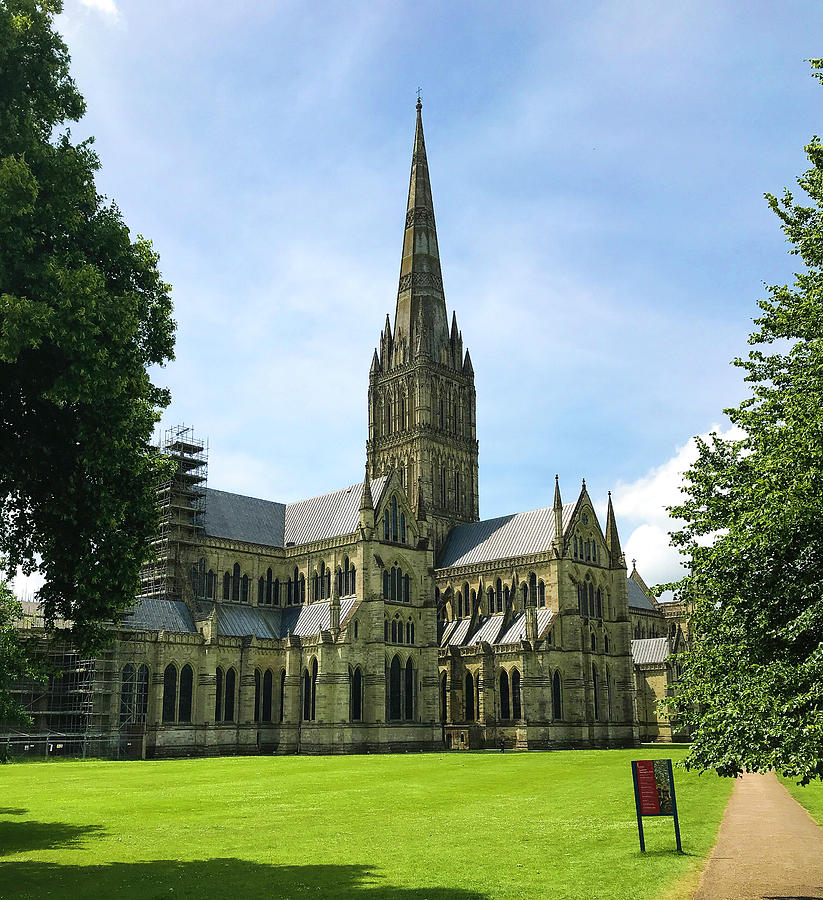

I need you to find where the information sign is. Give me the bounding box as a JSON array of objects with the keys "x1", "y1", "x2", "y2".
[{"x1": 631, "y1": 758, "x2": 682, "y2": 852}]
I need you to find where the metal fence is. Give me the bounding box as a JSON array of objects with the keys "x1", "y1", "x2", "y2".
[{"x1": 0, "y1": 729, "x2": 145, "y2": 762}]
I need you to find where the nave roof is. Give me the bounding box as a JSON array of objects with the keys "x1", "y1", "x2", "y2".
[
  {"x1": 438, "y1": 503, "x2": 577, "y2": 569},
  {"x1": 202, "y1": 476, "x2": 389, "y2": 548}
]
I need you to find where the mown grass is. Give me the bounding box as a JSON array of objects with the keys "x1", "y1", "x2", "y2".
[
  {"x1": 0, "y1": 748, "x2": 732, "y2": 900},
  {"x1": 779, "y1": 776, "x2": 823, "y2": 826}
]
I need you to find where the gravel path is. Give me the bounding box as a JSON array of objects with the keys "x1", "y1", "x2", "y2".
[{"x1": 693, "y1": 771, "x2": 823, "y2": 900}]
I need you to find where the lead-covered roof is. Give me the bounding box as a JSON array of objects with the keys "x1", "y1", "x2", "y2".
[
  {"x1": 203, "y1": 477, "x2": 388, "y2": 549},
  {"x1": 631, "y1": 636, "x2": 671, "y2": 665},
  {"x1": 438, "y1": 503, "x2": 577, "y2": 568},
  {"x1": 627, "y1": 577, "x2": 656, "y2": 610}
]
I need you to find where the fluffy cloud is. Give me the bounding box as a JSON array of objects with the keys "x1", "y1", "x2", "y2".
[
  {"x1": 604, "y1": 424, "x2": 745, "y2": 593},
  {"x1": 77, "y1": 0, "x2": 119, "y2": 17}
]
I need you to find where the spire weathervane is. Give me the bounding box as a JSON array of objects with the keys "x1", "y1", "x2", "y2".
[{"x1": 416, "y1": 86, "x2": 422, "y2": 108}]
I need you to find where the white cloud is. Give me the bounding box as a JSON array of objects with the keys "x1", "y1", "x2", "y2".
[
  {"x1": 604, "y1": 424, "x2": 745, "y2": 592},
  {"x1": 78, "y1": 0, "x2": 119, "y2": 17}
]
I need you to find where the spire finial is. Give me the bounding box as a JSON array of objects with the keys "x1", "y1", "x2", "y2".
[
  {"x1": 416, "y1": 87, "x2": 422, "y2": 109},
  {"x1": 605, "y1": 490, "x2": 623, "y2": 564},
  {"x1": 360, "y1": 464, "x2": 374, "y2": 512}
]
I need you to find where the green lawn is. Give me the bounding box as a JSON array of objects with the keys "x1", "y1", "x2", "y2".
[
  {"x1": 780, "y1": 777, "x2": 823, "y2": 826},
  {"x1": 0, "y1": 749, "x2": 732, "y2": 900}
]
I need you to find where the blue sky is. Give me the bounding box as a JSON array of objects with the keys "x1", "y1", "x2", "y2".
[{"x1": 41, "y1": 0, "x2": 822, "y2": 591}]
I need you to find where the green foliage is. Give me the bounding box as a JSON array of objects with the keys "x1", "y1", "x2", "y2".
[
  {"x1": 0, "y1": 751, "x2": 732, "y2": 900},
  {"x1": 0, "y1": 569, "x2": 45, "y2": 726},
  {"x1": 0, "y1": 2, "x2": 175, "y2": 654},
  {"x1": 663, "y1": 60, "x2": 823, "y2": 784}
]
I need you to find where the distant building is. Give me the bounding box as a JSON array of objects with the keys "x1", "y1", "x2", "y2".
[{"x1": 5, "y1": 102, "x2": 687, "y2": 758}]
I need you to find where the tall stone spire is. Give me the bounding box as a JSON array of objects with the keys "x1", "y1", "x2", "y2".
[
  {"x1": 366, "y1": 101, "x2": 479, "y2": 553},
  {"x1": 394, "y1": 98, "x2": 448, "y2": 355}
]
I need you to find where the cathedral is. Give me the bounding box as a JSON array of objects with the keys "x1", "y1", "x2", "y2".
[{"x1": 7, "y1": 103, "x2": 687, "y2": 758}]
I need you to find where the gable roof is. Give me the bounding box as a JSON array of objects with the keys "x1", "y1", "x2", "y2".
[
  {"x1": 120, "y1": 597, "x2": 197, "y2": 633},
  {"x1": 203, "y1": 477, "x2": 389, "y2": 549},
  {"x1": 627, "y1": 577, "x2": 657, "y2": 611},
  {"x1": 204, "y1": 489, "x2": 286, "y2": 547},
  {"x1": 285, "y1": 477, "x2": 388, "y2": 545},
  {"x1": 438, "y1": 503, "x2": 576, "y2": 568}
]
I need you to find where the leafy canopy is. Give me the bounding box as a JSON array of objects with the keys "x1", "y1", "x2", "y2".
[
  {"x1": 664, "y1": 61, "x2": 823, "y2": 784},
  {"x1": 0, "y1": 0, "x2": 175, "y2": 653}
]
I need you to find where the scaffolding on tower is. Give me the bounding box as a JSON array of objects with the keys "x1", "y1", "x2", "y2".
[{"x1": 139, "y1": 425, "x2": 208, "y2": 603}]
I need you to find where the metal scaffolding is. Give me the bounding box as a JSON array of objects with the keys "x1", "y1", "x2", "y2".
[{"x1": 139, "y1": 424, "x2": 208, "y2": 602}]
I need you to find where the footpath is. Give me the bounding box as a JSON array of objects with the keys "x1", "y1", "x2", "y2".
[{"x1": 693, "y1": 771, "x2": 823, "y2": 900}]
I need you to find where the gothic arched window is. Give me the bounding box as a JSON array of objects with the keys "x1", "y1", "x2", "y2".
[
  {"x1": 224, "y1": 668, "x2": 236, "y2": 722},
  {"x1": 351, "y1": 667, "x2": 363, "y2": 721},
  {"x1": 465, "y1": 671, "x2": 475, "y2": 721},
  {"x1": 405, "y1": 658, "x2": 415, "y2": 720},
  {"x1": 162, "y1": 664, "x2": 177, "y2": 723},
  {"x1": 179, "y1": 664, "x2": 193, "y2": 723},
  {"x1": 500, "y1": 670, "x2": 511, "y2": 720},
  {"x1": 389, "y1": 656, "x2": 402, "y2": 720},
  {"x1": 552, "y1": 670, "x2": 562, "y2": 720},
  {"x1": 215, "y1": 667, "x2": 223, "y2": 721},
  {"x1": 262, "y1": 669, "x2": 273, "y2": 723},
  {"x1": 512, "y1": 668, "x2": 522, "y2": 720}
]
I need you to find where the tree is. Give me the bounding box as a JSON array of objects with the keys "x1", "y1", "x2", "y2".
[
  {"x1": 0, "y1": 1, "x2": 175, "y2": 655},
  {"x1": 0, "y1": 569, "x2": 45, "y2": 726},
  {"x1": 663, "y1": 61, "x2": 823, "y2": 784}
]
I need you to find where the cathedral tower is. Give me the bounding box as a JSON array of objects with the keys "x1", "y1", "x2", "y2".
[{"x1": 367, "y1": 100, "x2": 479, "y2": 551}]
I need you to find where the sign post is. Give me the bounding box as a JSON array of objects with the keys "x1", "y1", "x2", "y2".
[{"x1": 631, "y1": 758, "x2": 682, "y2": 853}]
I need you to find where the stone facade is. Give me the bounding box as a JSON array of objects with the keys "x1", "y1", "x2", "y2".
[{"x1": 7, "y1": 101, "x2": 689, "y2": 758}]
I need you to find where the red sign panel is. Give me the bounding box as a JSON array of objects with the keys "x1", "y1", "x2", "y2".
[{"x1": 635, "y1": 760, "x2": 660, "y2": 815}]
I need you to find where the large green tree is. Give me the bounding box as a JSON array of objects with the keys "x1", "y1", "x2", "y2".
[
  {"x1": 0, "y1": 1, "x2": 175, "y2": 655},
  {"x1": 664, "y1": 61, "x2": 823, "y2": 784}
]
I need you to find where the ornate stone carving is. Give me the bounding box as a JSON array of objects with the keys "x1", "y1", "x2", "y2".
[
  {"x1": 405, "y1": 207, "x2": 434, "y2": 229},
  {"x1": 398, "y1": 271, "x2": 443, "y2": 293}
]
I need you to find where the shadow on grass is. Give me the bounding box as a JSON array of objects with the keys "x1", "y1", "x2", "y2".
[
  {"x1": 0, "y1": 820, "x2": 104, "y2": 857},
  {"x1": 0, "y1": 858, "x2": 491, "y2": 899},
  {"x1": 0, "y1": 808, "x2": 27, "y2": 815}
]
